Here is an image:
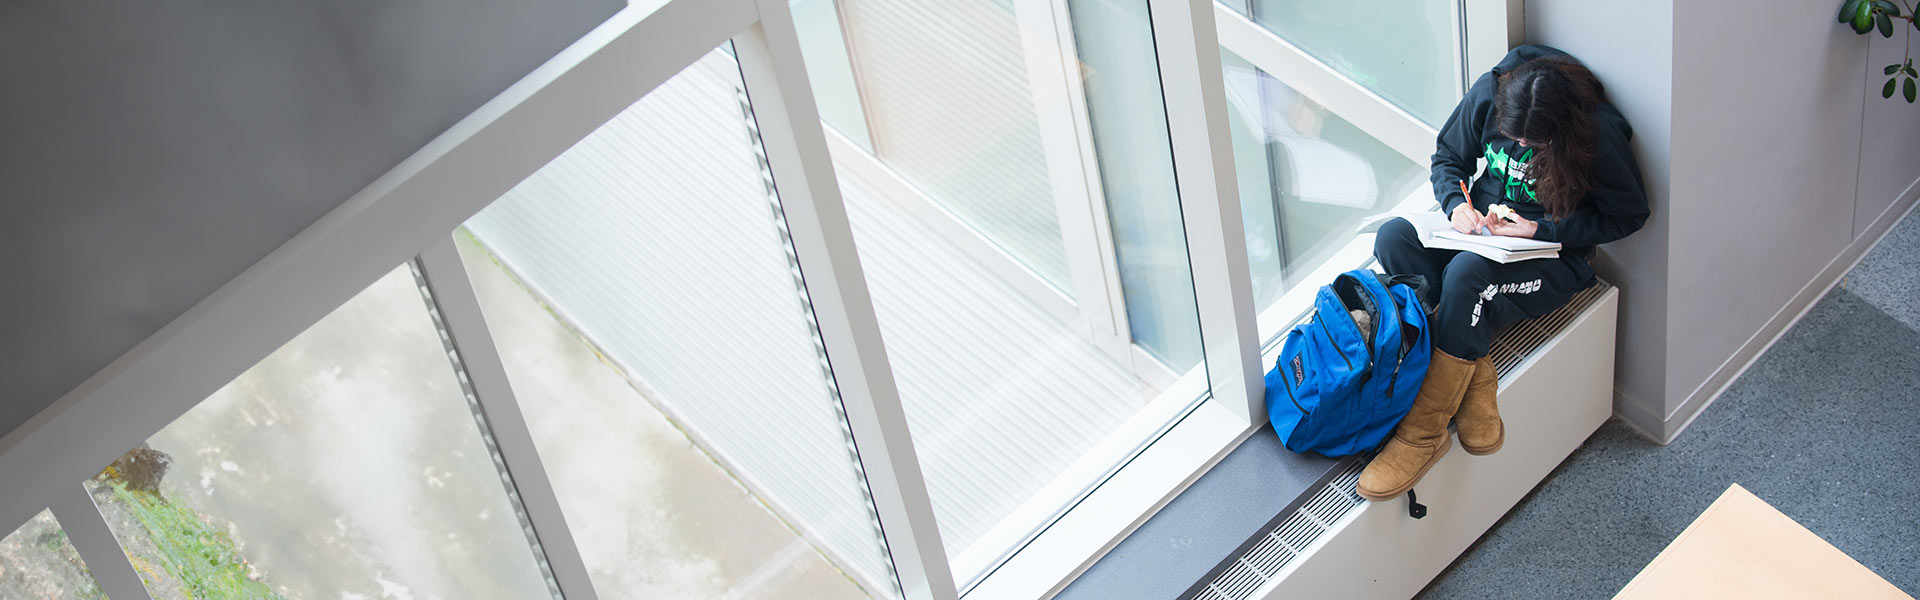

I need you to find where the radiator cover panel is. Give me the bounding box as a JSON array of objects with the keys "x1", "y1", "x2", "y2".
[{"x1": 1196, "y1": 284, "x2": 1618, "y2": 600}]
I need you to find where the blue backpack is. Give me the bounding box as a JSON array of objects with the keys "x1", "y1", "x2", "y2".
[{"x1": 1265, "y1": 269, "x2": 1431, "y2": 457}]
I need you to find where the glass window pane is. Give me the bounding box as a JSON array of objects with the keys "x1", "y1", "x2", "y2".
[
  {"x1": 816, "y1": 0, "x2": 1208, "y2": 584},
  {"x1": 458, "y1": 46, "x2": 897, "y2": 599},
  {"x1": 1072, "y1": 0, "x2": 1200, "y2": 369},
  {"x1": 1246, "y1": 0, "x2": 1459, "y2": 126},
  {"x1": 88, "y1": 266, "x2": 556, "y2": 600},
  {"x1": 793, "y1": 0, "x2": 876, "y2": 151},
  {"x1": 0, "y1": 510, "x2": 106, "y2": 599},
  {"x1": 1222, "y1": 48, "x2": 1428, "y2": 312},
  {"x1": 834, "y1": 0, "x2": 1073, "y2": 293}
]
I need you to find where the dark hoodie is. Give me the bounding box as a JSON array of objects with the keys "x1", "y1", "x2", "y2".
[{"x1": 1431, "y1": 44, "x2": 1649, "y2": 263}]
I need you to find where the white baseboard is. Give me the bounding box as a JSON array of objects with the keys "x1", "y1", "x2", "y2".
[
  {"x1": 1610, "y1": 390, "x2": 1666, "y2": 445},
  {"x1": 1654, "y1": 177, "x2": 1920, "y2": 444}
]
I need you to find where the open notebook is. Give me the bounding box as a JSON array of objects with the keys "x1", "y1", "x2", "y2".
[{"x1": 1357, "y1": 211, "x2": 1562, "y2": 264}]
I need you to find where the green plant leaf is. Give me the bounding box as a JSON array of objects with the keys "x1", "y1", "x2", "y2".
[
  {"x1": 1855, "y1": 2, "x2": 1878, "y2": 33},
  {"x1": 1887, "y1": 64, "x2": 1902, "y2": 75},
  {"x1": 1905, "y1": 77, "x2": 1916, "y2": 102},
  {"x1": 1885, "y1": 77, "x2": 1898, "y2": 98},
  {"x1": 1879, "y1": 12, "x2": 1895, "y2": 36},
  {"x1": 1873, "y1": 0, "x2": 1902, "y2": 16},
  {"x1": 1842, "y1": 0, "x2": 1866, "y2": 22}
]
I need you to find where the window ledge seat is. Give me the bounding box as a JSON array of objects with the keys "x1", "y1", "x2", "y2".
[{"x1": 1057, "y1": 284, "x2": 1620, "y2": 600}]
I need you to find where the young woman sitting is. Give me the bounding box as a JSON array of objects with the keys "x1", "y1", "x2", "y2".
[{"x1": 1357, "y1": 45, "x2": 1650, "y2": 501}]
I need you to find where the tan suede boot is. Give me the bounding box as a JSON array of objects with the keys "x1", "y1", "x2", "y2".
[
  {"x1": 1456, "y1": 357, "x2": 1504, "y2": 455},
  {"x1": 1357, "y1": 351, "x2": 1475, "y2": 501}
]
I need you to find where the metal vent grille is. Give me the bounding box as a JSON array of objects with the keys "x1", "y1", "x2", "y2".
[
  {"x1": 1194, "y1": 461, "x2": 1366, "y2": 600},
  {"x1": 1487, "y1": 282, "x2": 1611, "y2": 378},
  {"x1": 1193, "y1": 281, "x2": 1612, "y2": 600}
]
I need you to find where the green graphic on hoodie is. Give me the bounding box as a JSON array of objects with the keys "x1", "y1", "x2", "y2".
[{"x1": 1484, "y1": 143, "x2": 1538, "y2": 203}]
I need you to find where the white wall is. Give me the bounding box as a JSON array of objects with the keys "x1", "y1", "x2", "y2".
[
  {"x1": 0, "y1": 0, "x2": 622, "y2": 440},
  {"x1": 1856, "y1": 19, "x2": 1920, "y2": 238},
  {"x1": 1661, "y1": 0, "x2": 1917, "y2": 439},
  {"x1": 1525, "y1": 0, "x2": 1675, "y2": 432},
  {"x1": 1529, "y1": 0, "x2": 1920, "y2": 441}
]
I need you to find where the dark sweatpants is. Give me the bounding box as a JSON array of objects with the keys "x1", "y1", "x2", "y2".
[{"x1": 1374, "y1": 218, "x2": 1592, "y2": 360}]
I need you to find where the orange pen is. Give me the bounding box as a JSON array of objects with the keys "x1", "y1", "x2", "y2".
[{"x1": 1459, "y1": 180, "x2": 1488, "y2": 235}]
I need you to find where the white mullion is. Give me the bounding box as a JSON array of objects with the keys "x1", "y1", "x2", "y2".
[
  {"x1": 412, "y1": 238, "x2": 599, "y2": 600},
  {"x1": 1452, "y1": 0, "x2": 1470, "y2": 98},
  {"x1": 735, "y1": 2, "x2": 957, "y2": 600},
  {"x1": 49, "y1": 485, "x2": 153, "y2": 600},
  {"x1": 1213, "y1": 2, "x2": 1437, "y2": 165},
  {"x1": 1463, "y1": 0, "x2": 1524, "y2": 77},
  {"x1": 0, "y1": 0, "x2": 753, "y2": 537},
  {"x1": 1150, "y1": 0, "x2": 1265, "y2": 426},
  {"x1": 1042, "y1": 0, "x2": 1140, "y2": 365},
  {"x1": 1014, "y1": 0, "x2": 1131, "y2": 358}
]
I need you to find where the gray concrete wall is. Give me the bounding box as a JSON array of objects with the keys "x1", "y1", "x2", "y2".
[
  {"x1": 0, "y1": 0, "x2": 623, "y2": 440},
  {"x1": 1524, "y1": 0, "x2": 1675, "y2": 431}
]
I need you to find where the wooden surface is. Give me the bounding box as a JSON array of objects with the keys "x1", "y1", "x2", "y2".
[{"x1": 1615, "y1": 484, "x2": 1912, "y2": 600}]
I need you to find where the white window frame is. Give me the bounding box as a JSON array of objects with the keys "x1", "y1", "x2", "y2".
[
  {"x1": 818, "y1": 0, "x2": 1150, "y2": 374},
  {"x1": 962, "y1": 1, "x2": 1524, "y2": 597},
  {"x1": 1014, "y1": 0, "x2": 1140, "y2": 366},
  {"x1": 0, "y1": 3, "x2": 764, "y2": 598},
  {"x1": 0, "y1": 1, "x2": 1520, "y2": 600},
  {"x1": 51, "y1": 486, "x2": 151, "y2": 599},
  {"x1": 1213, "y1": 3, "x2": 1438, "y2": 166},
  {"x1": 1217, "y1": 0, "x2": 1522, "y2": 346}
]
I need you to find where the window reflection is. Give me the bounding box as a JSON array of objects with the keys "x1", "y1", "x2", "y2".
[{"x1": 1222, "y1": 49, "x2": 1427, "y2": 310}]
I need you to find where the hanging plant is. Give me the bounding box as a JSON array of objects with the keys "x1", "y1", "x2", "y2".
[{"x1": 1840, "y1": 0, "x2": 1920, "y2": 102}]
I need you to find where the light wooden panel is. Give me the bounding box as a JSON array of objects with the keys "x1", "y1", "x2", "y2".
[{"x1": 1615, "y1": 484, "x2": 1910, "y2": 600}]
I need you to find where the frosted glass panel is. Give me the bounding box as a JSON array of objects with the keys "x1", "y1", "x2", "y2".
[
  {"x1": 0, "y1": 510, "x2": 105, "y2": 599},
  {"x1": 836, "y1": 0, "x2": 1072, "y2": 292},
  {"x1": 1248, "y1": 0, "x2": 1459, "y2": 126},
  {"x1": 1223, "y1": 49, "x2": 1427, "y2": 309},
  {"x1": 90, "y1": 266, "x2": 556, "y2": 600}
]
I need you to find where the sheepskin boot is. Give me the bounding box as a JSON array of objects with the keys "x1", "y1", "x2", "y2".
[
  {"x1": 1456, "y1": 357, "x2": 1504, "y2": 455},
  {"x1": 1357, "y1": 350, "x2": 1474, "y2": 501}
]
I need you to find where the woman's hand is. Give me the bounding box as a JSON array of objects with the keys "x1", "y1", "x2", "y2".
[
  {"x1": 1450, "y1": 203, "x2": 1489, "y2": 234},
  {"x1": 1487, "y1": 211, "x2": 1538, "y2": 238}
]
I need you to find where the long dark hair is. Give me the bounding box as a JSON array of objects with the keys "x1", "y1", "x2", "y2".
[{"x1": 1492, "y1": 56, "x2": 1605, "y2": 220}]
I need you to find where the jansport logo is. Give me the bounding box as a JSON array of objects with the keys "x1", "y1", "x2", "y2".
[{"x1": 1291, "y1": 354, "x2": 1305, "y2": 386}]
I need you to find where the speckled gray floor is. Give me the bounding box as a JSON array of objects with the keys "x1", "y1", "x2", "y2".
[
  {"x1": 1418, "y1": 210, "x2": 1920, "y2": 599},
  {"x1": 1844, "y1": 207, "x2": 1920, "y2": 332}
]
